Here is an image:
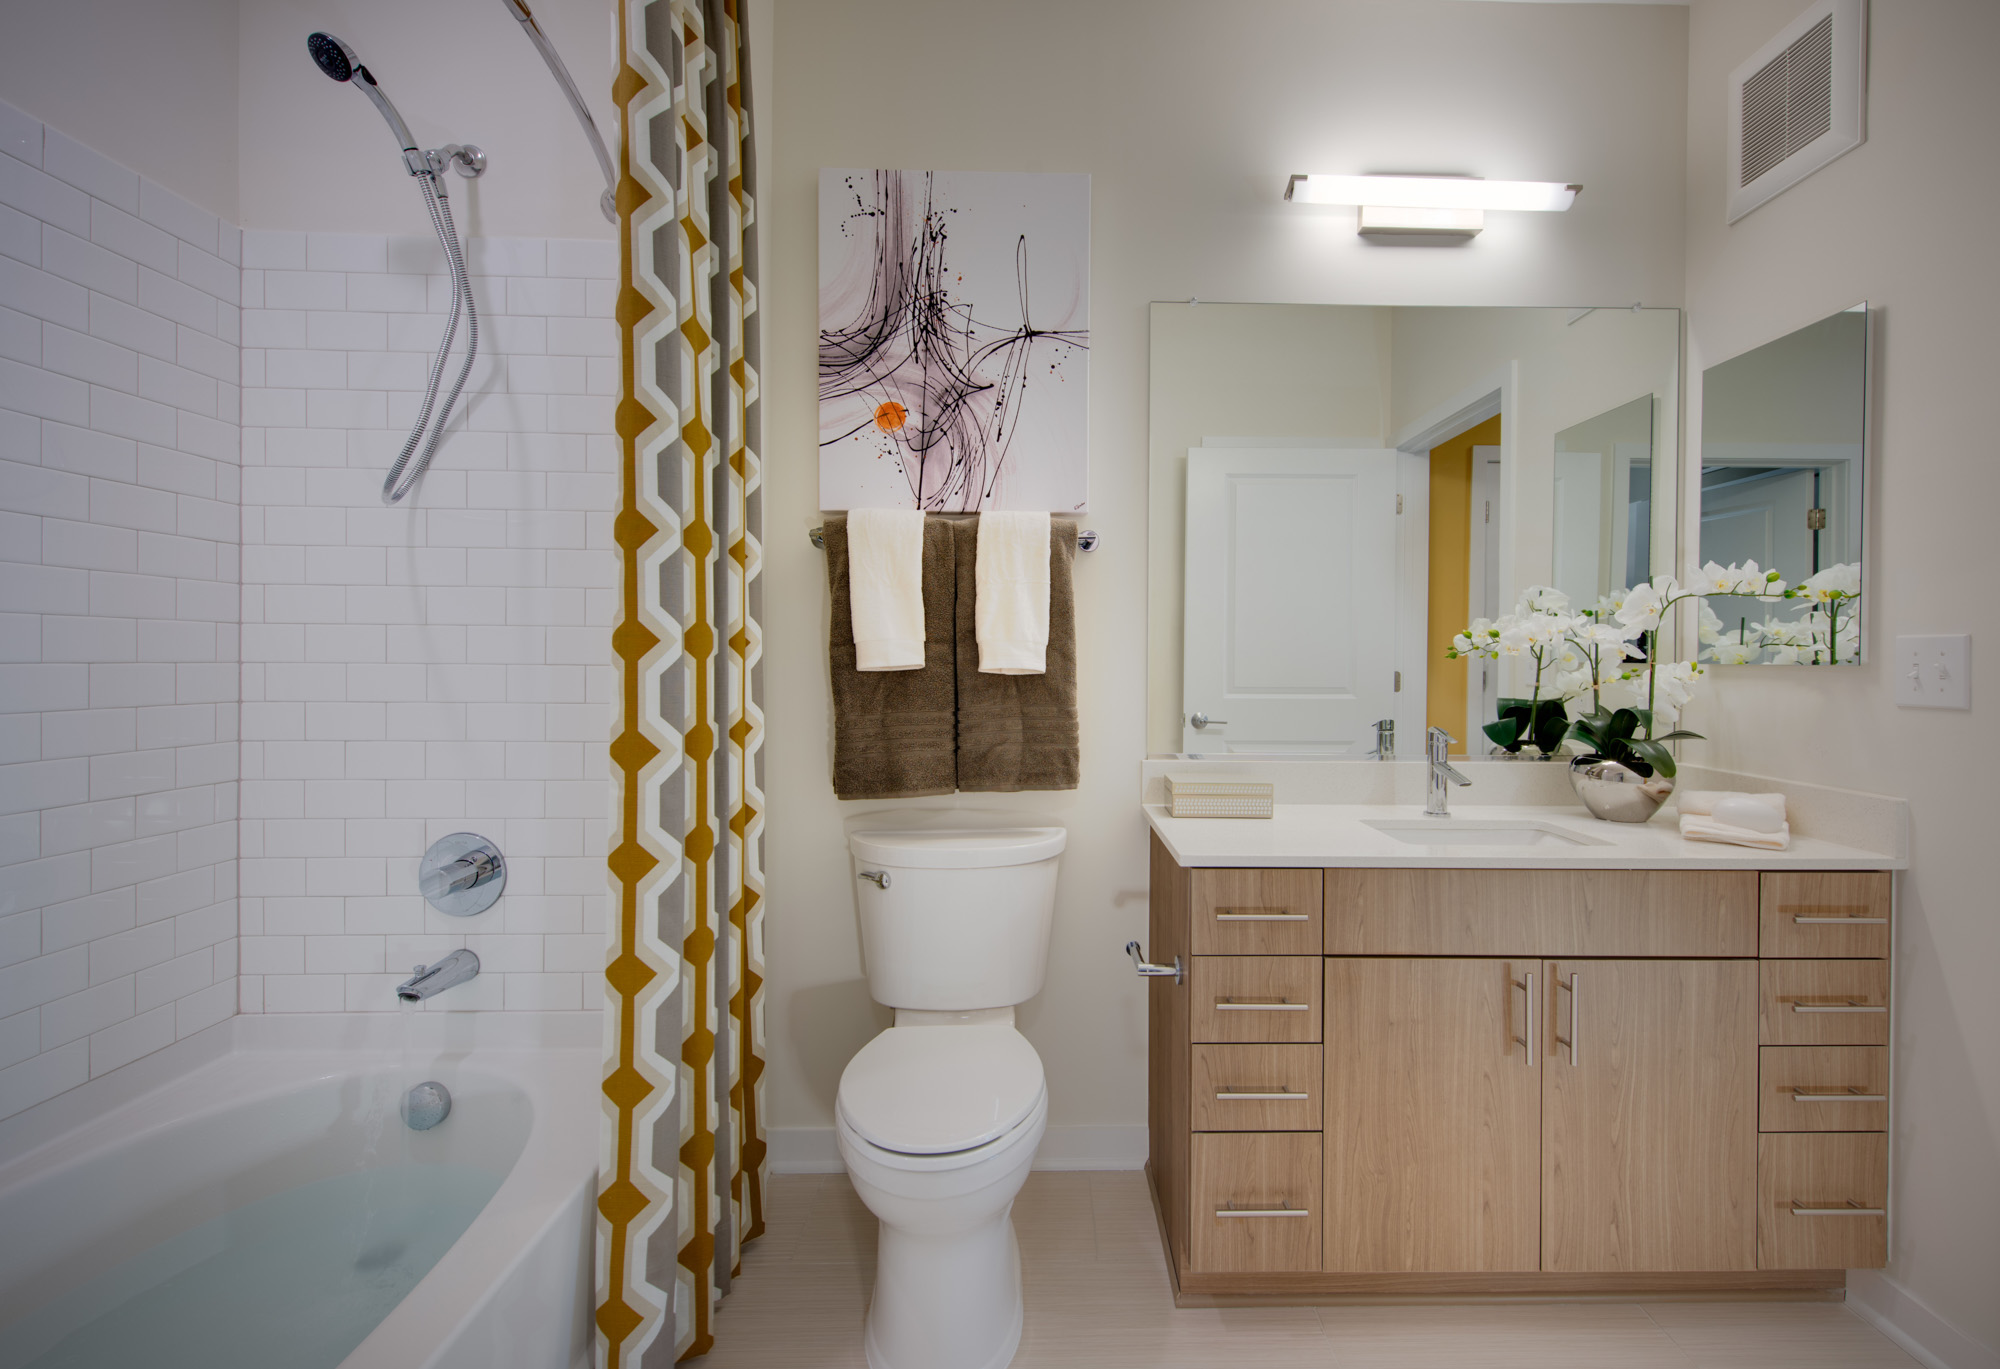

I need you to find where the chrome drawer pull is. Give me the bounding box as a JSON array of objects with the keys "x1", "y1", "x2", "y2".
[
  {"x1": 1791, "y1": 1001, "x2": 1887, "y2": 1014},
  {"x1": 1215, "y1": 911, "x2": 1309, "y2": 922},
  {"x1": 1790, "y1": 1201, "x2": 1886, "y2": 1217},
  {"x1": 1792, "y1": 1088, "x2": 1888, "y2": 1102},
  {"x1": 1792, "y1": 915, "x2": 1887, "y2": 924},
  {"x1": 1215, "y1": 1089, "x2": 1310, "y2": 1101},
  {"x1": 1216, "y1": 1204, "x2": 1310, "y2": 1218},
  {"x1": 1215, "y1": 998, "x2": 1309, "y2": 1011}
]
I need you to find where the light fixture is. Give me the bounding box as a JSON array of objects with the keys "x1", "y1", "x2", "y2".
[{"x1": 1285, "y1": 174, "x2": 1582, "y2": 239}]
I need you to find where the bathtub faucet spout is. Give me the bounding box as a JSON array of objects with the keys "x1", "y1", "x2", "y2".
[{"x1": 397, "y1": 948, "x2": 480, "y2": 1002}]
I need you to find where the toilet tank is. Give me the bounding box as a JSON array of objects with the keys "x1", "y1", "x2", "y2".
[{"x1": 848, "y1": 827, "x2": 1066, "y2": 1010}]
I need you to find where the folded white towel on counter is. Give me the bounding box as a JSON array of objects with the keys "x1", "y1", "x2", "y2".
[
  {"x1": 1677, "y1": 789, "x2": 1786, "y2": 822},
  {"x1": 975, "y1": 511, "x2": 1051, "y2": 675},
  {"x1": 847, "y1": 508, "x2": 927, "y2": 671},
  {"x1": 1679, "y1": 813, "x2": 1792, "y2": 850}
]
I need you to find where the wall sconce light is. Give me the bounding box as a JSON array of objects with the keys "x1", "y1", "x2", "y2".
[{"x1": 1285, "y1": 174, "x2": 1582, "y2": 239}]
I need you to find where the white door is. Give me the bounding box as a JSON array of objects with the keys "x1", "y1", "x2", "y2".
[{"x1": 1183, "y1": 449, "x2": 1399, "y2": 753}]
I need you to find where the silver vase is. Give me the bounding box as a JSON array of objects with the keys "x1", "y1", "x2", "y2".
[{"x1": 1568, "y1": 757, "x2": 1676, "y2": 823}]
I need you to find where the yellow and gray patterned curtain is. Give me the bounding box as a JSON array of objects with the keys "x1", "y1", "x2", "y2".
[{"x1": 599, "y1": 0, "x2": 764, "y2": 1362}]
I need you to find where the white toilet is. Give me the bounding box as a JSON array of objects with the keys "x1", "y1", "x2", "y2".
[{"x1": 835, "y1": 826, "x2": 1065, "y2": 1369}]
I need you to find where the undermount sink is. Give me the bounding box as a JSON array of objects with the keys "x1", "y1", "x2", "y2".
[{"x1": 1363, "y1": 819, "x2": 1608, "y2": 849}]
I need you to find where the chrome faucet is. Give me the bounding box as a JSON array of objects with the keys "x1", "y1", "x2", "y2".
[
  {"x1": 396, "y1": 948, "x2": 480, "y2": 1002},
  {"x1": 1426, "y1": 727, "x2": 1472, "y2": 817},
  {"x1": 1365, "y1": 719, "x2": 1396, "y2": 760}
]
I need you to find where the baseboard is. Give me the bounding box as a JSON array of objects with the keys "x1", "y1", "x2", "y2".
[
  {"x1": 767, "y1": 1124, "x2": 1148, "y2": 1175},
  {"x1": 1847, "y1": 1271, "x2": 2000, "y2": 1369}
]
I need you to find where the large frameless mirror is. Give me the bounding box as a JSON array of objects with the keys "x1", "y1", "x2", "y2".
[
  {"x1": 1147, "y1": 302, "x2": 1681, "y2": 758},
  {"x1": 1696, "y1": 304, "x2": 1868, "y2": 665}
]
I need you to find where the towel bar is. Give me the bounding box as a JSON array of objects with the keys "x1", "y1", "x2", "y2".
[{"x1": 809, "y1": 524, "x2": 1097, "y2": 552}]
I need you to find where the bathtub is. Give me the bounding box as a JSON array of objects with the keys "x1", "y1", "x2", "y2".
[{"x1": 0, "y1": 1018, "x2": 598, "y2": 1369}]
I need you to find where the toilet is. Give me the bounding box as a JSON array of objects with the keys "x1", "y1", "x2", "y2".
[{"x1": 834, "y1": 826, "x2": 1066, "y2": 1369}]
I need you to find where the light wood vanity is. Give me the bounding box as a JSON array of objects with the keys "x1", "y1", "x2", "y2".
[{"x1": 1145, "y1": 832, "x2": 1895, "y2": 1303}]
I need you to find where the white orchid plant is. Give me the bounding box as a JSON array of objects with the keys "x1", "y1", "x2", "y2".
[
  {"x1": 1447, "y1": 559, "x2": 1863, "y2": 776},
  {"x1": 1698, "y1": 561, "x2": 1862, "y2": 666}
]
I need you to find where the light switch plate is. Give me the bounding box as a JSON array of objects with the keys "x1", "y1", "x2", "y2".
[{"x1": 1893, "y1": 634, "x2": 1971, "y2": 709}]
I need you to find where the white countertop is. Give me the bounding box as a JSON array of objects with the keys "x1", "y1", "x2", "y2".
[{"x1": 1145, "y1": 803, "x2": 1904, "y2": 870}]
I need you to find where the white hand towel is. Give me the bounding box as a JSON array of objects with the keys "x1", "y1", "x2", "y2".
[
  {"x1": 1679, "y1": 814, "x2": 1792, "y2": 850},
  {"x1": 1676, "y1": 789, "x2": 1786, "y2": 822},
  {"x1": 975, "y1": 511, "x2": 1052, "y2": 675},
  {"x1": 847, "y1": 508, "x2": 927, "y2": 671}
]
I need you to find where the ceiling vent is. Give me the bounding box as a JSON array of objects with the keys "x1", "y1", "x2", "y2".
[{"x1": 1726, "y1": 0, "x2": 1867, "y2": 223}]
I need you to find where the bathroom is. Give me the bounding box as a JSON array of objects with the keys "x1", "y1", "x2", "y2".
[{"x1": 0, "y1": 0, "x2": 1994, "y2": 1366}]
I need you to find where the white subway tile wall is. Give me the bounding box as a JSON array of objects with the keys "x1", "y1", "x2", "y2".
[
  {"x1": 0, "y1": 102, "x2": 619, "y2": 1124},
  {"x1": 0, "y1": 102, "x2": 241, "y2": 1123},
  {"x1": 235, "y1": 225, "x2": 617, "y2": 1020}
]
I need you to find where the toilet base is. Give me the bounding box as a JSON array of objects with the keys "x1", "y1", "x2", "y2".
[{"x1": 863, "y1": 1212, "x2": 1023, "y2": 1369}]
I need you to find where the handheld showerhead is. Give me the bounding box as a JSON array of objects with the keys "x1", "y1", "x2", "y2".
[
  {"x1": 306, "y1": 31, "x2": 356, "y2": 82},
  {"x1": 307, "y1": 31, "x2": 421, "y2": 161}
]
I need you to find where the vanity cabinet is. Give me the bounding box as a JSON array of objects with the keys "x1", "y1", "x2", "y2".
[{"x1": 1146, "y1": 838, "x2": 1894, "y2": 1302}]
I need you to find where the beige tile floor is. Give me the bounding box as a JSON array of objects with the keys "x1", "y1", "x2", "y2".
[{"x1": 695, "y1": 1172, "x2": 1921, "y2": 1368}]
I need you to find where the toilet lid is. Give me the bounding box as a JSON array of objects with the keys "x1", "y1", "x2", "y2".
[{"x1": 837, "y1": 1026, "x2": 1045, "y2": 1155}]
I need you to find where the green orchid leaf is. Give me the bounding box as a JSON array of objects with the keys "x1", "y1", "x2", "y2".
[
  {"x1": 1483, "y1": 718, "x2": 1522, "y2": 751},
  {"x1": 1626, "y1": 738, "x2": 1677, "y2": 779}
]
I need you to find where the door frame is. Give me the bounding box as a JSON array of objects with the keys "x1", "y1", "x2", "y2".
[{"x1": 1394, "y1": 366, "x2": 1519, "y2": 755}]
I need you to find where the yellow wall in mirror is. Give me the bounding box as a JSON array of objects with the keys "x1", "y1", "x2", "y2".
[{"x1": 1427, "y1": 414, "x2": 1501, "y2": 754}]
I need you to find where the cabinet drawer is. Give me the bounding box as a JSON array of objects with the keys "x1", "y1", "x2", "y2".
[
  {"x1": 1761, "y1": 873, "x2": 1891, "y2": 958},
  {"x1": 1189, "y1": 956, "x2": 1322, "y2": 1043},
  {"x1": 1760, "y1": 1047, "x2": 1889, "y2": 1132},
  {"x1": 1323, "y1": 869, "x2": 1757, "y2": 957},
  {"x1": 1758, "y1": 1133, "x2": 1887, "y2": 1269},
  {"x1": 1760, "y1": 960, "x2": 1890, "y2": 1045},
  {"x1": 1188, "y1": 1132, "x2": 1322, "y2": 1273},
  {"x1": 1191, "y1": 1044, "x2": 1322, "y2": 1132},
  {"x1": 1190, "y1": 868, "x2": 1322, "y2": 955}
]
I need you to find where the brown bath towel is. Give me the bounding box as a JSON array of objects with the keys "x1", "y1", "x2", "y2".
[
  {"x1": 954, "y1": 518, "x2": 1079, "y2": 791},
  {"x1": 825, "y1": 514, "x2": 958, "y2": 799}
]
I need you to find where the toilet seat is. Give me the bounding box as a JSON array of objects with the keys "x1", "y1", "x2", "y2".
[{"x1": 836, "y1": 1025, "x2": 1045, "y2": 1157}]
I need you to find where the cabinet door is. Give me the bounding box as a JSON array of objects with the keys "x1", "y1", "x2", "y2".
[
  {"x1": 1323, "y1": 958, "x2": 1541, "y2": 1272},
  {"x1": 1542, "y1": 959, "x2": 1758, "y2": 1271}
]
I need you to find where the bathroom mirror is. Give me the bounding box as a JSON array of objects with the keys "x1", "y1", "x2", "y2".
[
  {"x1": 1147, "y1": 302, "x2": 1680, "y2": 758},
  {"x1": 1696, "y1": 304, "x2": 1868, "y2": 665}
]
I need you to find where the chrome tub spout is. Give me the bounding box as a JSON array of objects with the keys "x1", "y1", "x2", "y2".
[{"x1": 396, "y1": 947, "x2": 480, "y2": 1002}]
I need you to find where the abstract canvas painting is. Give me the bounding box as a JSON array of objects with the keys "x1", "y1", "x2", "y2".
[{"x1": 819, "y1": 168, "x2": 1090, "y2": 512}]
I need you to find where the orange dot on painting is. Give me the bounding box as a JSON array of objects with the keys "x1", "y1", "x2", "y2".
[{"x1": 873, "y1": 401, "x2": 908, "y2": 432}]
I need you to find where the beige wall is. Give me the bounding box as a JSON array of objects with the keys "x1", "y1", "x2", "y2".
[
  {"x1": 1682, "y1": 1, "x2": 2000, "y2": 1360},
  {"x1": 0, "y1": 0, "x2": 242, "y2": 218},
  {"x1": 235, "y1": 0, "x2": 615, "y2": 239},
  {"x1": 763, "y1": 0, "x2": 1688, "y2": 1156}
]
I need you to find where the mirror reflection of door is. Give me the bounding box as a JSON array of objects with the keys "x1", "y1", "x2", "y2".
[
  {"x1": 1147, "y1": 302, "x2": 1682, "y2": 757},
  {"x1": 1698, "y1": 305, "x2": 1867, "y2": 664},
  {"x1": 1182, "y1": 448, "x2": 1399, "y2": 753},
  {"x1": 1551, "y1": 394, "x2": 1654, "y2": 610}
]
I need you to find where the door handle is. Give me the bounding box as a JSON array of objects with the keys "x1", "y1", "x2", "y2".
[
  {"x1": 1556, "y1": 970, "x2": 1580, "y2": 1066},
  {"x1": 1125, "y1": 940, "x2": 1183, "y2": 984},
  {"x1": 1513, "y1": 970, "x2": 1535, "y2": 1066},
  {"x1": 1190, "y1": 712, "x2": 1229, "y2": 730}
]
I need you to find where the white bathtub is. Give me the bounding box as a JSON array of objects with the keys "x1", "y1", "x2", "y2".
[{"x1": 0, "y1": 1017, "x2": 598, "y2": 1369}]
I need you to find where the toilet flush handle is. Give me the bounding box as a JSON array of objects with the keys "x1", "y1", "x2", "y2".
[
  {"x1": 857, "y1": 869, "x2": 892, "y2": 889},
  {"x1": 1126, "y1": 940, "x2": 1184, "y2": 984}
]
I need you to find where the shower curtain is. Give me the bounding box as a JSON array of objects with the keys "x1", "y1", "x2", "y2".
[{"x1": 599, "y1": 0, "x2": 764, "y2": 1363}]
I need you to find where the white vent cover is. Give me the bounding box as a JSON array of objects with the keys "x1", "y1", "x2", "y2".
[{"x1": 1726, "y1": 0, "x2": 1867, "y2": 223}]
